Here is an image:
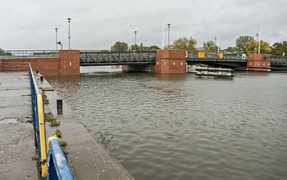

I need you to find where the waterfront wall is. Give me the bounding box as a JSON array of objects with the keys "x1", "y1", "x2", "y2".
[{"x1": 0, "y1": 50, "x2": 80, "y2": 76}]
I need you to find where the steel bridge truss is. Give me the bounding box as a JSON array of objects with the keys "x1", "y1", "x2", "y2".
[
  {"x1": 80, "y1": 51, "x2": 156, "y2": 66},
  {"x1": 270, "y1": 56, "x2": 287, "y2": 65}
]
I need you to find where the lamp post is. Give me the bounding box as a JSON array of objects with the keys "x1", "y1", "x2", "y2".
[
  {"x1": 55, "y1": 28, "x2": 58, "y2": 51},
  {"x1": 256, "y1": 33, "x2": 259, "y2": 54},
  {"x1": 129, "y1": 24, "x2": 132, "y2": 51},
  {"x1": 217, "y1": 32, "x2": 220, "y2": 55},
  {"x1": 258, "y1": 27, "x2": 261, "y2": 54},
  {"x1": 67, "y1": 18, "x2": 71, "y2": 50},
  {"x1": 167, "y1": 24, "x2": 171, "y2": 50},
  {"x1": 214, "y1": 37, "x2": 217, "y2": 53},
  {"x1": 134, "y1": 30, "x2": 137, "y2": 51}
]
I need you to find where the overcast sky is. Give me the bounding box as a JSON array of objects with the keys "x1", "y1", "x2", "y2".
[{"x1": 0, "y1": 0, "x2": 286, "y2": 50}]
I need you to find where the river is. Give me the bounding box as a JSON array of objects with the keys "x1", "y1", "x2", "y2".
[{"x1": 46, "y1": 67, "x2": 287, "y2": 180}]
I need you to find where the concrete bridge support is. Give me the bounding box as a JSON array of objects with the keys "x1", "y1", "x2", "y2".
[
  {"x1": 151, "y1": 50, "x2": 186, "y2": 74},
  {"x1": 247, "y1": 54, "x2": 271, "y2": 72}
]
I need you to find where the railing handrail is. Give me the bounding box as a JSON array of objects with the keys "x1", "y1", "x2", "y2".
[
  {"x1": 29, "y1": 64, "x2": 48, "y2": 178},
  {"x1": 29, "y1": 64, "x2": 74, "y2": 180},
  {"x1": 47, "y1": 137, "x2": 74, "y2": 180}
]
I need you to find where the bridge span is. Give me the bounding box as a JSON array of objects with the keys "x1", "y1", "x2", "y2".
[
  {"x1": 79, "y1": 51, "x2": 287, "y2": 69},
  {"x1": 79, "y1": 51, "x2": 249, "y2": 67},
  {"x1": 1, "y1": 50, "x2": 287, "y2": 76}
]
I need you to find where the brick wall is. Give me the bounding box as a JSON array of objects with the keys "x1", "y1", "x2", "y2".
[
  {"x1": 59, "y1": 50, "x2": 80, "y2": 76},
  {"x1": 0, "y1": 50, "x2": 80, "y2": 76},
  {"x1": 247, "y1": 54, "x2": 271, "y2": 72},
  {"x1": 151, "y1": 50, "x2": 186, "y2": 74}
]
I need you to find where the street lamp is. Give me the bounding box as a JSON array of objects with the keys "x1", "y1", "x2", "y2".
[
  {"x1": 67, "y1": 18, "x2": 71, "y2": 50},
  {"x1": 254, "y1": 33, "x2": 259, "y2": 54},
  {"x1": 217, "y1": 32, "x2": 220, "y2": 55},
  {"x1": 57, "y1": 41, "x2": 63, "y2": 50},
  {"x1": 167, "y1": 24, "x2": 171, "y2": 50},
  {"x1": 214, "y1": 37, "x2": 217, "y2": 53},
  {"x1": 55, "y1": 28, "x2": 58, "y2": 51},
  {"x1": 134, "y1": 30, "x2": 137, "y2": 51},
  {"x1": 258, "y1": 27, "x2": 261, "y2": 54}
]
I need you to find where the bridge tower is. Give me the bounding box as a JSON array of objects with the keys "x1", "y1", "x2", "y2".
[
  {"x1": 247, "y1": 54, "x2": 271, "y2": 72},
  {"x1": 151, "y1": 50, "x2": 186, "y2": 74}
]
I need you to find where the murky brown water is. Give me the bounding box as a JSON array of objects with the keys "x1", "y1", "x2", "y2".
[{"x1": 47, "y1": 68, "x2": 287, "y2": 180}]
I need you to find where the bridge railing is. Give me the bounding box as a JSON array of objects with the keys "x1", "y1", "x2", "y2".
[
  {"x1": 187, "y1": 53, "x2": 247, "y2": 60},
  {"x1": 1, "y1": 50, "x2": 59, "y2": 59},
  {"x1": 80, "y1": 51, "x2": 156, "y2": 65},
  {"x1": 29, "y1": 64, "x2": 74, "y2": 180},
  {"x1": 270, "y1": 56, "x2": 287, "y2": 65}
]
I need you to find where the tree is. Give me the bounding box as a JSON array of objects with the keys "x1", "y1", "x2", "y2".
[
  {"x1": 111, "y1": 41, "x2": 128, "y2": 52},
  {"x1": 236, "y1": 36, "x2": 254, "y2": 52},
  {"x1": 271, "y1": 41, "x2": 287, "y2": 56},
  {"x1": 224, "y1": 47, "x2": 238, "y2": 53},
  {"x1": 246, "y1": 40, "x2": 271, "y2": 54},
  {"x1": 150, "y1": 45, "x2": 160, "y2": 51},
  {"x1": 202, "y1": 40, "x2": 218, "y2": 53},
  {"x1": 172, "y1": 37, "x2": 197, "y2": 52},
  {"x1": 0, "y1": 48, "x2": 4, "y2": 54}
]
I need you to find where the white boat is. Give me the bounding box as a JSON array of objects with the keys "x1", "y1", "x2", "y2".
[{"x1": 195, "y1": 67, "x2": 234, "y2": 78}]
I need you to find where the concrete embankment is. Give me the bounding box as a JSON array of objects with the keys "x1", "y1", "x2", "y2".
[
  {"x1": 36, "y1": 73, "x2": 134, "y2": 180},
  {"x1": 0, "y1": 72, "x2": 38, "y2": 180}
]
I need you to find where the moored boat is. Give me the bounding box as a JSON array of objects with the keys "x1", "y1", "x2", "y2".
[{"x1": 195, "y1": 67, "x2": 234, "y2": 78}]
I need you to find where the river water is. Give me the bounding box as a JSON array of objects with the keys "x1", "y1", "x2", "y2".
[{"x1": 46, "y1": 67, "x2": 287, "y2": 180}]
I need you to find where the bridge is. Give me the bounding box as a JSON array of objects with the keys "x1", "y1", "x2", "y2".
[
  {"x1": 1, "y1": 50, "x2": 287, "y2": 76},
  {"x1": 79, "y1": 51, "x2": 287, "y2": 69}
]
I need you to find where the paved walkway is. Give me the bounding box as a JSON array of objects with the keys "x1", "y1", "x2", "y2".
[{"x1": 0, "y1": 72, "x2": 38, "y2": 180}]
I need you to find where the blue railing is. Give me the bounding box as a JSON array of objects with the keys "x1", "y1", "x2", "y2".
[
  {"x1": 47, "y1": 137, "x2": 74, "y2": 180},
  {"x1": 29, "y1": 64, "x2": 74, "y2": 180}
]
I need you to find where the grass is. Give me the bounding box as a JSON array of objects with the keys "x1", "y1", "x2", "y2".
[
  {"x1": 44, "y1": 112, "x2": 60, "y2": 127},
  {"x1": 60, "y1": 140, "x2": 67, "y2": 147},
  {"x1": 45, "y1": 117, "x2": 56, "y2": 122},
  {"x1": 55, "y1": 129, "x2": 62, "y2": 138},
  {"x1": 50, "y1": 121, "x2": 60, "y2": 127},
  {"x1": 42, "y1": 91, "x2": 49, "y2": 104},
  {"x1": 31, "y1": 155, "x2": 38, "y2": 161},
  {"x1": 26, "y1": 119, "x2": 33, "y2": 123}
]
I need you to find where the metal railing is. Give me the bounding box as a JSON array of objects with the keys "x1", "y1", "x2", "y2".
[
  {"x1": 187, "y1": 53, "x2": 248, "y2": 60},
  {"x1": 1, "y1": 50, "x2": 59, "y2": 59},
  {"x1": 29, "y1": 64, "x2": 73, "y2": 180},
  {"x1": 270, "y1": 56, "x2": 287, "y2": 65},
  {"x1": 47, "y1": 137, "x2": 74, "y2": 180},
  {"x1": 29, "y1": 64, "x2": 48, "y2": 179},
  {"x1": 80, "y1": 51, "x2": 156, "y2": 65}
]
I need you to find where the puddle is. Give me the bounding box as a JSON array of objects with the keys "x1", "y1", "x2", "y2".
[{"x1": 0, "y1": 118, "x2": 18, "y2": 124}]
